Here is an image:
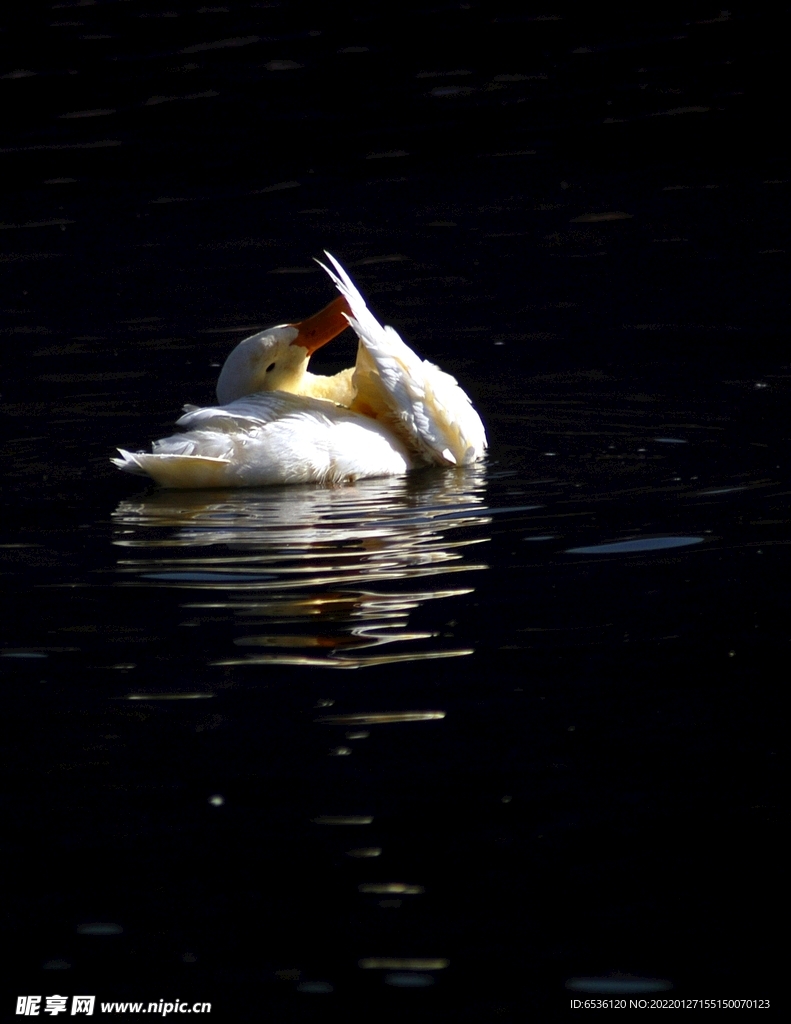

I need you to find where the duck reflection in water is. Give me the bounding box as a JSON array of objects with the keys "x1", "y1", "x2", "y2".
[{"x1": 112, "y1": 467, "x2": 491, "y2": 668}]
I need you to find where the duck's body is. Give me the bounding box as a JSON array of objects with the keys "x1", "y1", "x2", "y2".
[
  {"x1": 116, "y1": 391, "x2": 413, "y2": 488},
  {"x1": 113, "y1": 254, "x2": 486, "y2": 488}
]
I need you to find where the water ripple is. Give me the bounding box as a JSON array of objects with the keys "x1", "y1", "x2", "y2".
[{"x1": 566, "y1": 536, "x2": 704, "y2": 554}]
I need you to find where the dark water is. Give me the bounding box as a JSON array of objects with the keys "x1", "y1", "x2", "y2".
[{"x1": 1, "y1": 6, "x2": 786, "y2": 1020}]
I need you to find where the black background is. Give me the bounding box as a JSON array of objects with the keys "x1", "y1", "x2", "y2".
[{"x1": 1, "y1": 4, "x2": 787, "y2": 1021}]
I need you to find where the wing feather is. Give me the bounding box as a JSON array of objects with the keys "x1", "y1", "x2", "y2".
[
  {"x1": 176, "y1": 391, "x2": 325, "y2": 432},
  {"x1": 317, "y1": 252, "x2": 487, "y2": 465}
]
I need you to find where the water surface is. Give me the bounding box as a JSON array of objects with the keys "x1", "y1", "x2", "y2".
[{"x1": 1, "y1": 5, "x2": 785, "y2": 1017}]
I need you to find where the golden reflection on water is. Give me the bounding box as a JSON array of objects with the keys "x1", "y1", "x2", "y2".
[
  {"x1": 358, "y1": 883, "x2": 425, "y2": 895},
  {"x1": 112, "y1": 468, "x2": 490, "y2": 669},
  {"x1": 315, "y1": 711, "x2": 446, "y2": 724},
  {"x1": 358, "y1": 957, "x2": 449, "y2": 970}
]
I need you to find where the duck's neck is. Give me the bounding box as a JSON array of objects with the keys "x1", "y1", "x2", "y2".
[{"x1": 299, "y1": 367, "x2": 356, "y2": 406}]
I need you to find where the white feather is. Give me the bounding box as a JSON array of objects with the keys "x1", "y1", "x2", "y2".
[
  {"x1": 114, "y1": 392, "x2": 412, "y2": 488},
  {"x1": 317, "y1": 252, "x2": 487, "y2": 466}
]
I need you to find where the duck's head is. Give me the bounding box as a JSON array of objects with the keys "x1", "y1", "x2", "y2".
[{"x1": 215, "y1": 294, "x2": 351, "y2": 404}]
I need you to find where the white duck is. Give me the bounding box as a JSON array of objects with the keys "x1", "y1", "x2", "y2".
[{"x1": 113, "y1": 253, "x2": 487, "y2": 488}]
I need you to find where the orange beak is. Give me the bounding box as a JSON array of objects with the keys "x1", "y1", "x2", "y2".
[{"x1": 289, "y1": 295, "x2": 352, "y2": 355}]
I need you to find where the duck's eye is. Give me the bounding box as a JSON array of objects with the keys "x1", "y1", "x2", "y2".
[{"x1": 265, "y1": 362, "x2": 276, "y2": 373}]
